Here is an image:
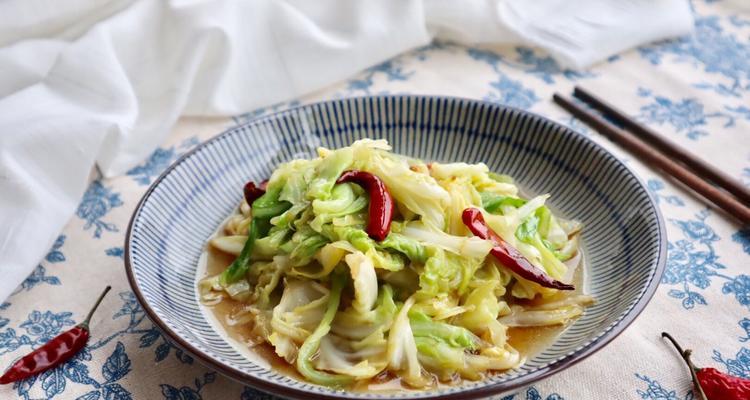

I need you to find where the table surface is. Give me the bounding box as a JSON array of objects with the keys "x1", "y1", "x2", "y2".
[{"x1": 2, "y1": 1, "x2": 749, "y2": 399}]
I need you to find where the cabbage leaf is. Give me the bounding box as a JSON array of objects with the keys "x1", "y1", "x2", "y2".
[
  {"x1": 268, "y1": 278, "x2": 329, "y2": 362},
  {"x1": 310, "y1": 183, "x2": 367, "y2": 232},
  {"x1": 296, "y1": 273, "x2": 353, "y2": 387},
  {"x1": 345, "y1": 252, "x2": 378, "y2": 313},
  {"x1": 386, "y1": 296, "x2": 428, "y2": 388},
  {"x1": 359, "y1": 149, "x2": 449, "y2": 229}
]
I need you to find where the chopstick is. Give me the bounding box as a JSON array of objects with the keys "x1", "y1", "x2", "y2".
[
  {"x1": 573, "y1": 86, "x2": 750, "y2": 206},
  {"x1": 552, "y1": 93, "x2": 750, "y2": 225}
]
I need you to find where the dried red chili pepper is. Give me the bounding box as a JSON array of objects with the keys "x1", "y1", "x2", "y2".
[
  {"x1": 698, "y1": 368, "x2": 750, "y2": 400},
  {"x1": 0, "y1": 286, "x2": 111, "y2": 384},
  {"x1": 461, "y1": 207, "x2": 574, "y2": 290},
  {"x1": 243, "y1": 181, "x2": 266, "y2": 205},
  {"x1": 336, "y1": 170, "x2": 394, "y2": 241},
  {"x1": 662, "y1": 332, "x2": 750, "y2": 400}
]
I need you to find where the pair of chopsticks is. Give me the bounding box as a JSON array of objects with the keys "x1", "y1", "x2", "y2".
[{"x1": 553, "y1": 87, "x2": 750, "y2": 225}]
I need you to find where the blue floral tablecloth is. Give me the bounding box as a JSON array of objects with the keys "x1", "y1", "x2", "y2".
[{"x1": 2, "y1": 1, "x2": 749, "y2": 399}]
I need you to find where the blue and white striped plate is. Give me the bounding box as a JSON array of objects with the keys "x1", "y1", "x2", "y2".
[{"x1": 125, "y1": 96, "x2": 666, "y2": 399}]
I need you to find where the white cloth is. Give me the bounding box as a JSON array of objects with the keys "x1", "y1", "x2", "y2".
[{"x1": 0, "y1": 0, "x2": 693, "y2": 301}]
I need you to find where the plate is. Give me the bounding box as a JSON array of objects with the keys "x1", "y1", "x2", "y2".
[{"x1": 125, "y1": 96, "x2": 666, "y2": 399}]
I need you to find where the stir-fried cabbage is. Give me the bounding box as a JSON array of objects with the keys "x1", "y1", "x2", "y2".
[
  {"x1": 386, "y1": 296, "x2": 428, "y2": 387},
  {"x1": 402, "y1": 221, "x2": 493, "y2": 259},
  {"x1": 456, "y1": 282, "x2": 509, "y2": 347},
  {"x1": 345, "y1": 252, "x2": 378, "y2": 313},
  {"x1": 316, "y1": 285, "x2": 398, "y2": 379},
  {"x1": 498, "y1": 295, "x2": 595, "y2": 327},
  {"x1": 268, "y1": 278, "x2": 329, "y2": 362},
  {"x1": 357, "y1": 143, "x2": 450, "y2": 230},
  {"x1": 201, "y1": 139, "x2": 592, "y2": 390}
]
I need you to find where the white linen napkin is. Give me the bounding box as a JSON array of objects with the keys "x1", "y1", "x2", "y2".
[{"x1": 0, "y1": 0, "x2": 693, "y2": 301}]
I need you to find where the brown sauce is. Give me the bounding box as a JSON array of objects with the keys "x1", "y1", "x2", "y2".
[
  {"x1": 203, "y1": 245, "x2": 307, "y2": 381},
  {"x1": 199, "y1": 222, "x2": 586, "y2": 392}
]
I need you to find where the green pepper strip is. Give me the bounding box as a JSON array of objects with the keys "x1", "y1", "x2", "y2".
[{"x1": 296, "y1": 273, "x2": 353, "y2": 387}]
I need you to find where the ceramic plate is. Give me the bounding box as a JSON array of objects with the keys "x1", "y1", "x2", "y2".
[{"x1": 125, "y1": 96, "x2": 666, "y2": 399}]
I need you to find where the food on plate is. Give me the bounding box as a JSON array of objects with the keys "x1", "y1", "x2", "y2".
[{"x1": 199, "y1": 139, "x2": 592, "y2": 389}]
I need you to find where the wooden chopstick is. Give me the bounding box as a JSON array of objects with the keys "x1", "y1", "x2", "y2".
[
  {"x1": 553, "y1": 93, "x2": 750, "y2": 225},
  {"x1": 573, "y1": 86, "x2": 750, "y2": 206}
]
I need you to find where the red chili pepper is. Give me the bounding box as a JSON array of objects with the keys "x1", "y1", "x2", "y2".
[
  {"x1": 461, "y1": 207, "x2": 574, "y2": 290},
  {"x1": 336, "y1": 170, "x2": 394, "y2": 241},
  {"x1": 663, "y1": 332, "x2": 750, "y2": 400},
  {"x1": 698, "y1": 368, "x2": 750, "y2": 400},
  {"x1": 0, "y1": 286, "x2": 111, "y2": 385},
  {"x1": 243, "y1": 181, "x2": 266, "y2": 205}
]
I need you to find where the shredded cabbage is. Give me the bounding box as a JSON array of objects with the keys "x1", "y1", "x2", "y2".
[
  {"x1": 359, "y1": 148, "x2": 450, "y2": 230},
  {"x1": 386, "y1": 296, "x2": 429, "y2": 387},
  {"x1": 268, "y1": 278, "x2": 329, "y2": 362},
  {"x1": 200, "y1": 139, "x2": 591, "y2": 389},
  {"x1": 345, "y1": 252, "x2": 378, "y2": 313},
  {"x1": 402, "y1": 221, "x2": 493, "y2": 259}
]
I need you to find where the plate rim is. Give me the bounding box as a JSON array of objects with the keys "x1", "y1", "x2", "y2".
[{"x1": 124, "y1": 94, "x2": 667, "y2": 400}]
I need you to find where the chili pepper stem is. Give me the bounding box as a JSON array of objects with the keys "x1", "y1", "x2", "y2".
[
  {"x1": 79, "y1": 286, "x2": 112, "y2": 331},
  {"x1": 661, "y1": 332, "x2": 708, "y2": 400}
]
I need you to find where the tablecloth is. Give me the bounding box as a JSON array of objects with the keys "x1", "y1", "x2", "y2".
[{"x1": 1, "y1": 1, "x2": 749, "y2": 399}]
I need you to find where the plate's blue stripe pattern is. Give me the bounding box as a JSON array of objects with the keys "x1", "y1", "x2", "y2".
[{"x1": 128, "y1": 96, "x2": 664, "y2": 399}]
